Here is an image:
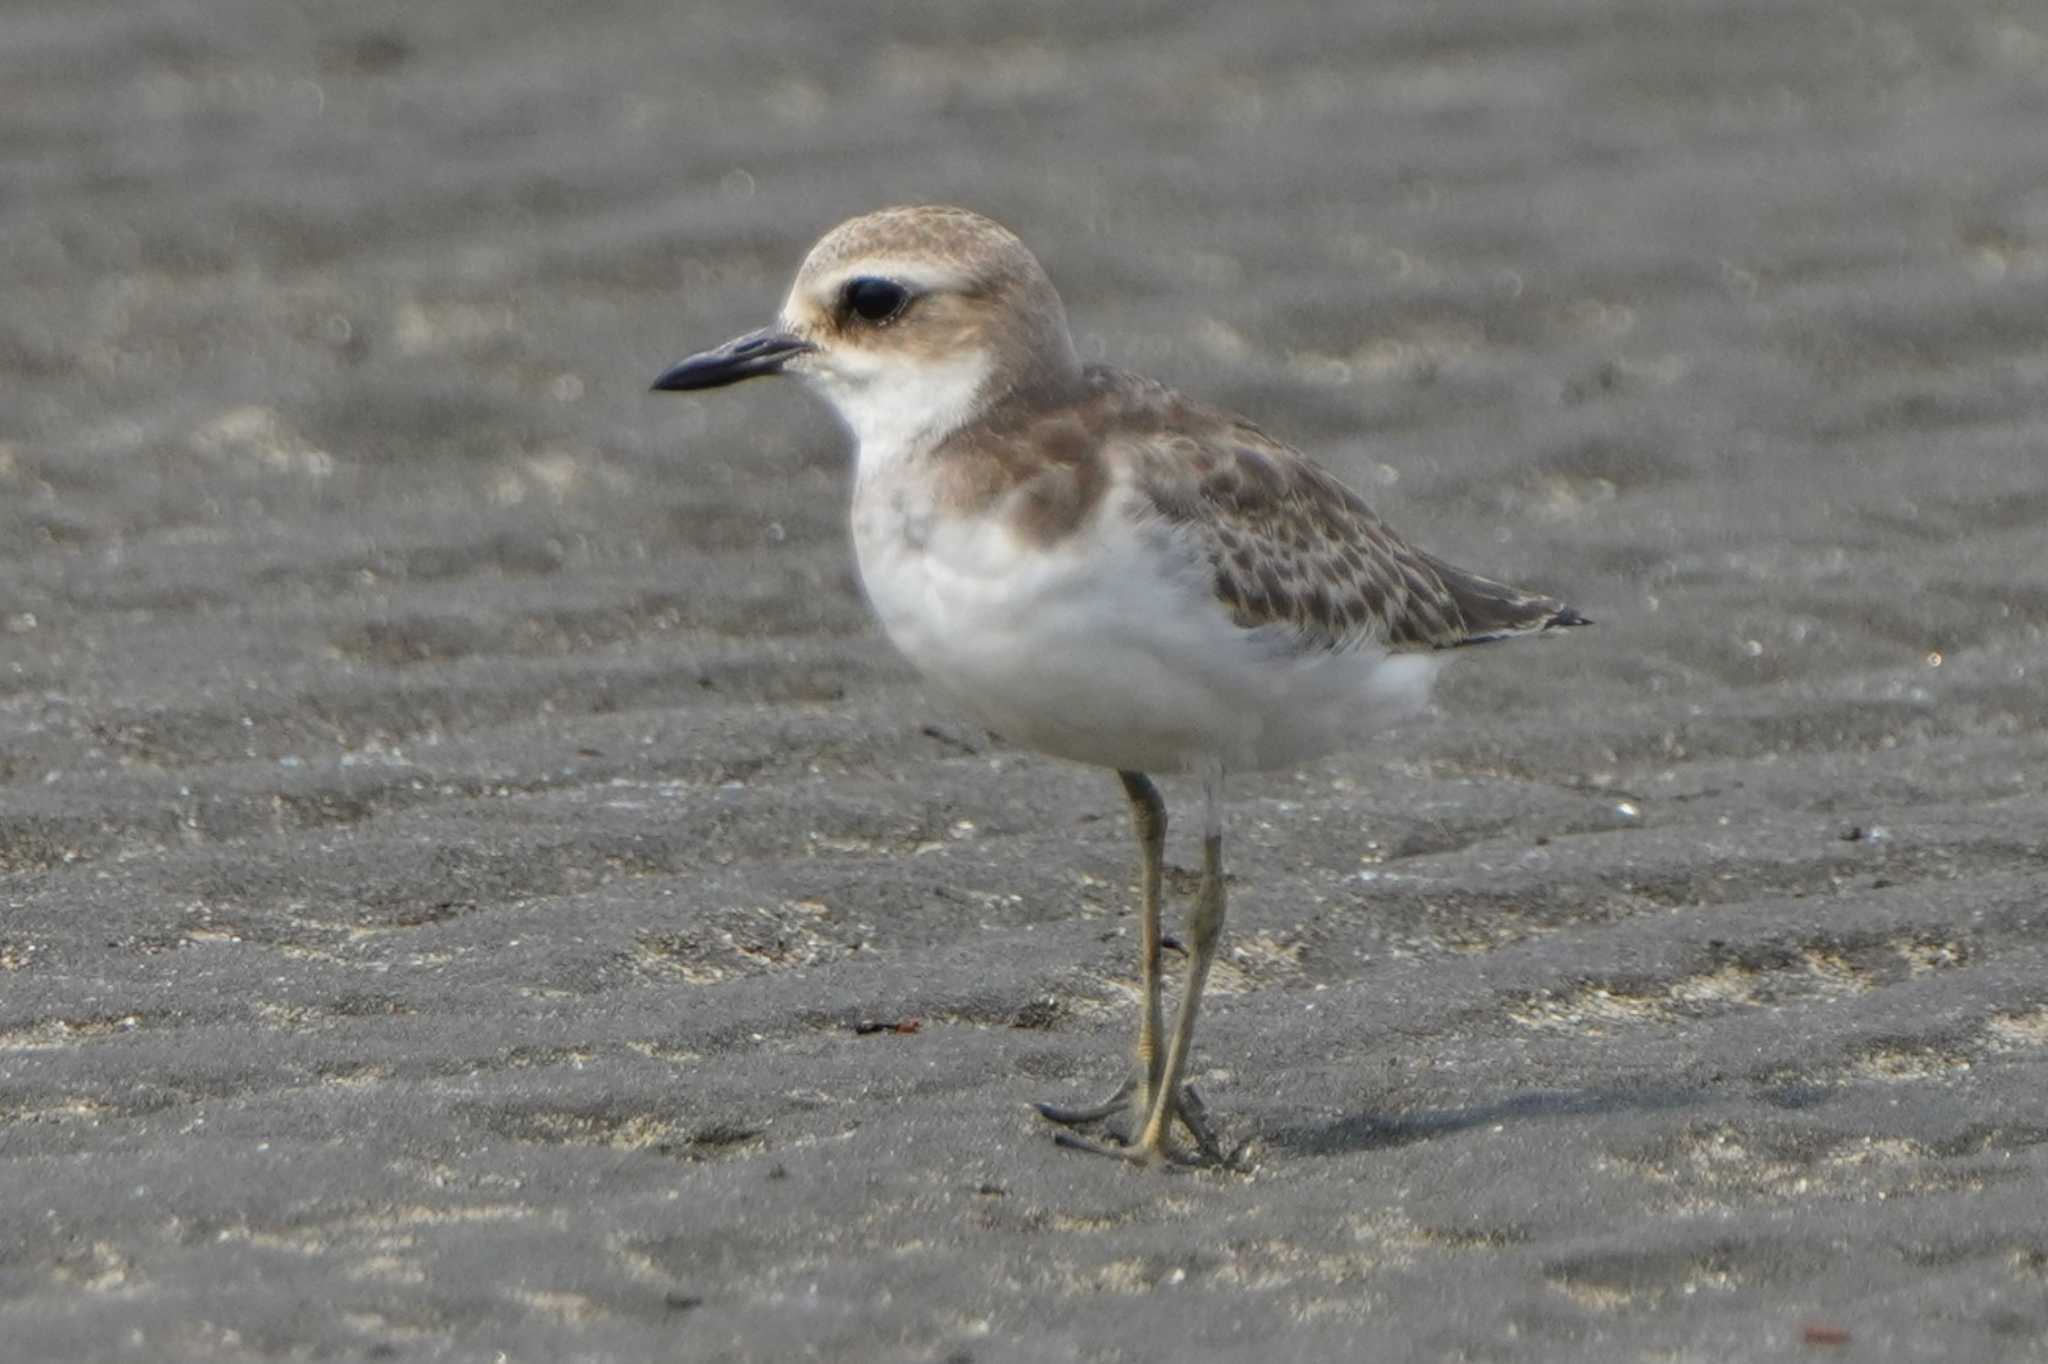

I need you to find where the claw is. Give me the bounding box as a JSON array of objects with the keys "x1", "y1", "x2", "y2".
[{"x1": 1034, "y1": 1075, "x2": 1137, "y2": 1128}]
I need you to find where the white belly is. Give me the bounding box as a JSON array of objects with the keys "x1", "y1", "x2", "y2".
[{"x1": 850, "y1": 473, "x2": 1443, "y2": 775}]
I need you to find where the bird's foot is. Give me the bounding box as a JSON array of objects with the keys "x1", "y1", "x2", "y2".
[{"x1": 1035, "y1": 1076, "x2": 1245, "y2": 1169}]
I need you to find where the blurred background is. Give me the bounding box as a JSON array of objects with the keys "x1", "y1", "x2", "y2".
[{"x1": 5, "y1": 1, "x2": 2048, "y2": 1359}]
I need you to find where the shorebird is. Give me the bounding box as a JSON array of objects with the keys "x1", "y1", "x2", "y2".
[{"x1": 652, "y1": 205, "x2": 1586, "y2": 1165}]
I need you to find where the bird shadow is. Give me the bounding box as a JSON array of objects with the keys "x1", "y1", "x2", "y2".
[{"x1": 1264, "y1": 1080, "x2": 1782, "y2": 1158}]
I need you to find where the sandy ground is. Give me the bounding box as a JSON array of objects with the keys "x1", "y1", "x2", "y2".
[{"x1": 4, "y1": 1, "x2": 2048, "y2": 1359}]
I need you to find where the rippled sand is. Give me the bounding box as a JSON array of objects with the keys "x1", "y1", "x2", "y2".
[{"x1": 4, "y1": 1, "x2": 2047, "y2": 1358}]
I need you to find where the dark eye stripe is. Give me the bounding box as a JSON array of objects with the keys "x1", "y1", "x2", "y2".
[{"x1": 842, "y1": 276, "x2": 910, "y2": 324}]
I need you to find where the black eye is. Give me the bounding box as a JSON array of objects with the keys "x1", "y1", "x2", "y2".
[{"x1": 842, "y1": 277, "x2": 909, "y2": 324}]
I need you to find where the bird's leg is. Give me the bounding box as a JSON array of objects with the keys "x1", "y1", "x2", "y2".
[
  {"x1": 1128, "y1": 764, "x2": 1227, "y2": 1162},
  {"x1": 1042, "y1": 765, "x2": 1237, "y2": 1167},
  {"x1": 1036, "y1": 771, "x2": 1165, "y2": 1130},
  {"x1": 1125, "y1": 770, "x2": 1170, "y2": 1113}
]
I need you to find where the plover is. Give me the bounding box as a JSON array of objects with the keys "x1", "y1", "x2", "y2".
[{"x1": 652, "y1": 205, "x2": 1586, "y2": 1165}]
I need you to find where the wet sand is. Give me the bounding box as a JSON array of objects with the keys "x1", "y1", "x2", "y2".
[{"x1": 4, "y1": 0, "x2": 2048, "y2": 1359}]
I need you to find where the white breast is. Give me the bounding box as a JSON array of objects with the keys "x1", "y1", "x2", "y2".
[{"x1": 848, "y1": 464, "x2": 1444, "y2": 776}]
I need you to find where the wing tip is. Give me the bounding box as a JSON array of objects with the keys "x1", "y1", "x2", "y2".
[
  {"x1": 1445, "y1": 598, "x2": 1592, "y2": 648},
  {"x1": 1544, "y1": 604, "x2": 1593, "y2": 631}
]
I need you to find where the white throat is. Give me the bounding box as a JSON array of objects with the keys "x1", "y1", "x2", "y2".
[{"x1": 805, "y1": 351, "x2": 993, "y2": 474}]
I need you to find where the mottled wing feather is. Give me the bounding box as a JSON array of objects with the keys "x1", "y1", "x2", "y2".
[
  {"x1": 1132, "y1": 431, "x2": 1465, "y2": 650},
  {"x1": 1084, "y1": 367, "x2": 1573, "y2": 652}
]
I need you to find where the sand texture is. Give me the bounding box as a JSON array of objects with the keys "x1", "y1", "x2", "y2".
[{"x1": 4, "y1": 1, "x2": 2048, "y2": 1359}]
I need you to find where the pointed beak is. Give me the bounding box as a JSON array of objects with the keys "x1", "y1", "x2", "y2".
[{"x1": 650, "y1": 326, "x2": 815, "y2": 392}]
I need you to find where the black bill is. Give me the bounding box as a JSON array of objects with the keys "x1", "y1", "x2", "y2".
[{"x1": 650, "y1": 327, "x2": 814, "y2": 392}]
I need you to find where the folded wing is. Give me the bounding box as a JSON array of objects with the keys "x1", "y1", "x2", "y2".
[{"x1": 1092, "y1": 367, "x2": 1584, "y2": 652}]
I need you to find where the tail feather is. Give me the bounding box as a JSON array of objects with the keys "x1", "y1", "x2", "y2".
[{"x1": 1421, "y1": 552, "x2": 1592, "y2": 647}]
